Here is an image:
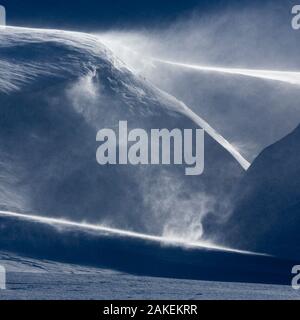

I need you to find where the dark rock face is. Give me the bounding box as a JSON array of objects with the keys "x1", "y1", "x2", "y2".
[{"x1": 223, "y1": 124, "x2": 300, "y2": 259}]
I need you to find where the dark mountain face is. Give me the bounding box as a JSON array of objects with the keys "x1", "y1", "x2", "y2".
[{"x1": 221, "y1": 124, "x2": 300, "y2": 259}]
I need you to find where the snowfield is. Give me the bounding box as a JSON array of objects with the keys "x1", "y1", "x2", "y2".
[{"x1": 0, "y1": 251, "x2": 298, "y2": 300}]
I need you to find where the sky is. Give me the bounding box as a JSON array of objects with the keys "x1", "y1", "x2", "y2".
[{"x1": 0, "y1": 0, "x2": 282, "y2": 30}]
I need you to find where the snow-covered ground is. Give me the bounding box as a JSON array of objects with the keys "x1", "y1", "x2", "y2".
[{"x1": 0, "y1": 252, "x2": 298, "y2": 300}]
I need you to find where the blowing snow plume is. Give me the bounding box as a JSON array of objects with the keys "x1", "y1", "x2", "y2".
[
  {"x1": 0, "y1": 209, "x2": 297, "y2": 285},
  {"x1": 152, "y1": 59, "x2": 300, "y2": 86},
  {"x1": 0, "y1": 210, "x2": 247, "y2": 253},
  {"x1": 0, "y1": 26, "x2": 246, "y2": 246},
  {"x1": 98, "y1": 4, "x2": 300, "y2": 162}
]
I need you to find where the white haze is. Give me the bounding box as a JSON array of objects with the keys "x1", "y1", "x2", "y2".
[{"x1": 97, "y1": 3, "x2": 300, "y2": 161}]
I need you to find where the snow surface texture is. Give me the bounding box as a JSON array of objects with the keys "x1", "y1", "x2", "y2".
[{"x1": 0, "y1": 252, "x2": 298, "y2": 300}]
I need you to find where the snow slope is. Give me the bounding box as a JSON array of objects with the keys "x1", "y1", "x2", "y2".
[
  {"x1": 0, "y1": 26, "x2": 249, "y2": 169},
  {"x1": 0, "y1": 26, "x2": 247, "y2": 240},
  {"x1": 0, "y1": 212, "x2": 296, "y2": 285}
]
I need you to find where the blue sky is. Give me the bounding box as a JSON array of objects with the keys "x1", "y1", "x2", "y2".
[{"x1": 0, "y1": 0, "x2": 280, "y2": 30}]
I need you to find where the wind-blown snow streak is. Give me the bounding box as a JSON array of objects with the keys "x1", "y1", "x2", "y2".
[
  {"x1": 0, "y1": 210, "x2": 259, "y2": 255},
  {"x1": 154, "y1": 59, "x2": 300, "y2": 86},
  {"x1": 173, "y1": 97, "x2": 251, "y2": 170}
]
